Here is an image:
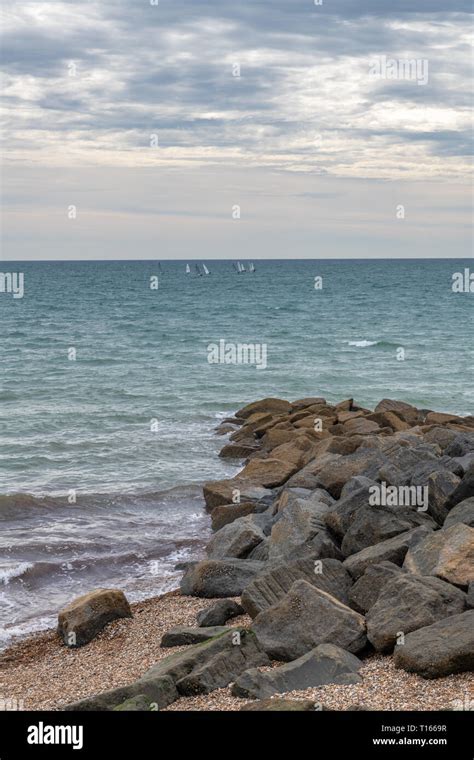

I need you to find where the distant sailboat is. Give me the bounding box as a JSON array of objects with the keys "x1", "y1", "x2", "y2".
[
  {"x1": 158, "y1": 262, "x2": 164, "y2": 274},
  {"x1": 235, "y1": 261, "x2": 246, "y2": 274},
  {"x1": 249, "y1": 263, "x2": 255, "y2": 273},
  {"x1": 195, "y1": 264, "x2": 203, "y2": 277},
  {"x1": 185, "y1": 264, "x2": 191, "y2": 274},
  {"x1": 240, "y1": 262, "x2": 247, "y2": 273},
  {"x1": 202, "y1": 264, "x2": 210, "y2": 275}
]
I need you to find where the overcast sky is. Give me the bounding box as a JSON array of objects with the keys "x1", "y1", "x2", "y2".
[{"x1": 1, "y1": 0, "x2": 472, "y2": 260}]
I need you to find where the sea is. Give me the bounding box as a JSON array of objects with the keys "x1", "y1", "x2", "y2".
[{"x1": 0, "y1": 258, "x2": 472, "y2": 648}]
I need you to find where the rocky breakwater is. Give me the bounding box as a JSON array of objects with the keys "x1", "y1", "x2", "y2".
[{"x1": 62, "y1": 396, "x2": 474, "y2": 710}]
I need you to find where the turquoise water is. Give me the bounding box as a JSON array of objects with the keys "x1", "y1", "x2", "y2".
[{"x1": 0, "y1": 259, "x2": 472, "y2": 645}]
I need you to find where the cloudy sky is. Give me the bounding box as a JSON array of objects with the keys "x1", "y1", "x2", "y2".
[{"x1": 1, "y1": 0, "x2": 472, "y2": 260}]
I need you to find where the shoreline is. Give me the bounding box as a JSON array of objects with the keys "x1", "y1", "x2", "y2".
[{"x1": 1, "y1": 395, "x2": 473, "y2": 711}]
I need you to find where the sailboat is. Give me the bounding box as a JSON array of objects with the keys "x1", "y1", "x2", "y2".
[
  {"x1": 185, "y1": 264, "x2": 191, "y2": 274},
  {"x1": 202, "y1": 264, "x2": 210, "y2": 275},
  {"x1": 249, "y1": 263, "x2": 255, "y2": 273},
  {"x1": 158, "y1": 262, "x2": 164, "y2": 274},
  {"x1": 235, "y1": 261, "x2": 246, "y2": 274},
  {"x1": 195, "y1": 264, "x2": 203, "y2": 277}
]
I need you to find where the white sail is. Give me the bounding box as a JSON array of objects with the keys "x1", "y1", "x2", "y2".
[
  {"x1": 241, "y1": 262, "x2": 246, "y2": 272},
  {"x1": 249, "y1": 263, "x2": 255, "y2": 272},
  {"x1": 186, "y1": 264, "x2": 191, "y2": 274},
  {"x1": 202, "y1": 264, "x2": 210, "y2": 275}
]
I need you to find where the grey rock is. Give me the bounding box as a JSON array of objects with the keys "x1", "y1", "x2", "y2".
[
  {"x1": 343, "y1": 526, "x2": 433, "y2": 579},
  {"x1": 196, "y1": 599, "x2": 244, "y2": 627},
  {"x1": 113, "y1": 695, "x2": 156, "y2": 711},
  {"x1": 366, "y1": 574, "x2": 466, "y2": 653},
  {"x1": 445, "y1": 434, "x2": 474, "y2": 458},
  {"x1": 394, "y1": 610, "x2": 474, "y2": 678},
  {"x1": 180, "y1": 559, "x2": 265, "y2": 598},
  {"x1": 348, "y1": 562, "x2": 403, "y2": 614},
  {"x1": 467, "y1": 581, "x2": 474, "y2": 609},
  {"x1": 403, "y1": 523, "x2": 474, "y2": 587},
  {"x1": 251, "y1": 580, "x2": 367, "y2": 661},
  {"x1": 324, "y1": 484, "x2": 375, "y2": 540},
  {"x1": 241, "y1": 557, "x2": 352, "y2": 618},
  {"x1": 340, "y1": 476, "x2": 376, "y2": 500},
  {"x1": 160, "y1": 626, "x2": 230, "y2": 647},
  {"x1": 232, "y1": 644, "x2": 362, "y2": 699},
  {"x1": 57, "y1": 588, "x2": 132, "y2": 648},
  {"x1": 341, "y1": 506, "x2": 435, "y2": 557},
  {"x1": 65, "y1": 628, "x2": 268, "y2": 709},
  {"x1": 445, "y1": 463, "x2": 474, "y2": 509},
  {"x1": 443, "y1": 497, "x2": 474, "y2": 529},
  {"x1": 268, "y1": 498, "x2": 341, "y2": 561},
  {"x1": 206, "y1": 516, "x2": 265, "y2": 560}
]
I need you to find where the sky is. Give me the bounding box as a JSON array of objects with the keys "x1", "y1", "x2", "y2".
[{"x1": 1, "y1": 0, "x2": 472, "y2": 260}]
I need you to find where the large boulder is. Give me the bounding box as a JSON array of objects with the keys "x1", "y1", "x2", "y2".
[
  {"x1": 238, "y1": 457, "x2": 302, "y2": 488},
  {"x1": 324, "y1": 484, "x2": 375, "y2": 539},
  {"x1": 366, "y1": 574, "x2": 466, "y2": 653},
  {"x1": 340, "y1": 506, "x2": 435, "y2": 557},
  {"x1": 443, "y1": 497, "x2": 474, "y2": 529},
  {"x1": 403, "y1": 523, "x2": 474, "y2": 587},
  {"x1": 268, "y1": 497, "x2": 340, "y2": 561},
  {"x1": 235, "y1": 398, "x2": 292, "y2": 420},
  {"x1": 343, "y1": 526, "x2": 432, "y2": 579},
  {"x1": 64, "y1": 628, "x2": 268, "y2": 709},
  {"x1": 196, "y1": 599, "x2": 244, "y2": 627},
  {"x1": 315, "y1": 450, "x2": 386, "y2": 498},
  {"x1": 374, "y1": 399, "x2": 421, "y2": 426},
  {"x1": 232, "y1": 644, "x2": 362, "y2": 700},
  {"x1": 203, "y1": 480, "x2": 272, "y2": 510},
  {"x1": 348, "y1": 562, "x2": 403, "y2": 614},
  {"x1": 206, "y1": 516, "x2": 265, "y2": 560},
  {"x1": 219, "y1": 443, "x2": 260, "y2": 459},
  {"x1": 241, "y1": 558, "x2": 353, "y2": 618},
  {"x1": 251, "y1": 580, "x2": 367, "y2": 661},
  {"x1": 211, "y1": 501, "x2": 269, "y2": 532},
  {"x1": 180, "y1": 559, "x2": 264, "y2": 598},
  {"x1": 394, "y1": 610, "x2": 474, "y2": 678},
  {"x1": 57, "y1": 589, "x2": 132, "y2": 647}
]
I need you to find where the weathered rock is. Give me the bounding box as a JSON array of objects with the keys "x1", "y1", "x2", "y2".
[
  {"x1": 241, "y1": 558, "x2": 353, "y2": 618},
  {"x1": 211, "y1": 501, "x2": 269, "y2": 532},
  {"x1": 239, "y1": 698, "x2": 317, "y2": 711},
  {"x1": 65, "y1": 628, "x2": 268, "y2": 709},
  {"x1": 285, "y1": 453, "x2": 342, "y2": 489},
  {"x1": 57, "y1": 589, "x2": 132, "y2": 647},
  {"x1": 64, "y1": 675, "x2": 177, "y2": 711},
  {"x1": 348, "y1": 562, "x2": 403, "y2": 614},
  {"x1": 247, "y1": 538, "x2": 270, "y2": 561},
  {"x1": 394, "y1": 610, "x2": 474, "y2": 678},
  {"x1": 315, "y1": 450, "x2": 385, "y2": 498},
  {"x1": 445, "y1": 463, "x2": 474, "y2": 508},
  {"x1": 403, "y1": 523, "x2": 474, "y2": 587},
  {"x1": 160, "y1": 626, "x2": 230, "y2": 647},
  {"x1": 467, "y1": 581, "x2": 474, "y2": 609},
  {"x1": 180, "y1": 559, "x2": 264, "y2": 598},
  {"x1": 324, "y1": 484, "x2": 375, "y2": 539},
  {"x1": 113, "y1": 695, "x2": 156, "y2": 711},
  {"x1": 203, "y1": 480, "x2": 272, "y2": 510},
  {"x1": 443, "y1": 497, "x2": 474, "y2": 529},
  {"x1": 445, "y1": 433, "x2": 474, "y2": 458},
  {"x1": 340, "y1": 476, "x2": 376, "y2": 500},
  {"x1": 196, "y1": 599, "x2": 244, "y2": 627},
  {"x1": 374, "y1": 399, "x2": 421, "y2": 426},
  {"x1": 232, "y1": 644, "x2": 362, "y2": 699},
  {"x1": 425, "y1": 412, "x2": 465, "y2": 426},
  {"x1": 366, "y1": 411, "x2": 410, "y2": 432},
  {"x1": 235, "y1": 398, "x2": 292, "y2": 420},
  {"x1": 423, "y1": 427, "x2": 459, "y2": 451},
  {"x1": 238, "y1": 457, "x2": 302, "y2": 488},
  {"x1": 341, "y1": 506, "x2": 435, "y2": 557},
  {"x1": 424, "y1": 469, "x2": 461, "y2": 525},
  {"x1": 219, "y1": 443, "x2": 260, "y2": 459},
  {"x1": 291, "y1": 397, "x2": 326, "y2": 411},
  {"x1": 343, "y1": 526, "x2": 433, "y2": 579},
  {"x1": 251, "y1": 580, "x2": 367, "y2": 661},
  {"x1": 342, "y1": 418, "x2": 381, "y2": 437},
  {"x1": 366, "y1": 574, "x2": 466, "y2": 652},
  {"x1": 206, "y1": 516, "x2": 265, "y2": 560},
  {"x1": 268, "y1": 497, "x2": 340, "y2": 561}
]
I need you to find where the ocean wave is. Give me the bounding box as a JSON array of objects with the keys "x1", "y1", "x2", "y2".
[
  {"x1": 348, "y1": 340, "x2": 379, "y2": 347},
  {"x1": 0, "y1": 562, "x2": 35, "y2": 586}
]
